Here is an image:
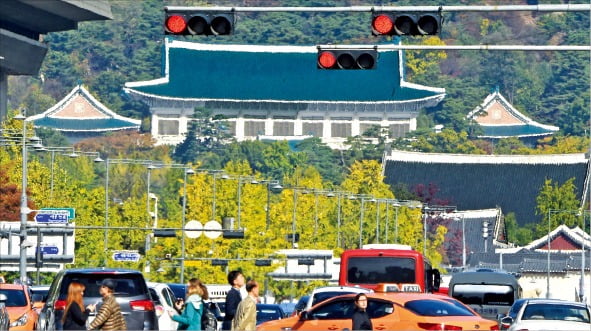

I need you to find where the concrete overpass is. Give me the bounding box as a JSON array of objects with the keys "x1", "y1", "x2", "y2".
[{"x1": 0, "y1": 0, "x2": 113, "y2": 120}]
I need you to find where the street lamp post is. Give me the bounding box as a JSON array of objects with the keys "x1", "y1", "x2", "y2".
[
  {"x1": 41, "y1": 147, "x2": 103, "y2": 202},
  {"x1": 336, "y1": 192, "x2": 342, "y2": 248},
  {"x1": 547, "y1": 209, "x2": 552, "y2": 298},
  {"x1": 264, "y1": 180, "x2": 282, "y2": 231},
  {"x1": 17, "y1": 113, "x2": 29, "y2": 283},
  {"x1": 454, "y1": 214, "x2": 466, "y2": 268},
  {"x1": 422, "y1": 206, "x2": 429, "y2": 256},
  {"x1": 180, "y1": 167, "x2": 194, "y2": 283},
  {"x1": 292, "y1": 188, "x2": 297, "y2": 248},
  {"x1": 579, "y1": 211, "x2": 586, "y2": 302},
  {"x1": 375, "y1": 200, "x2": 380, "y2": 244},
  {"x1": 544, "y1": 208, "x2": 589, "y2": 300},
  {"x1": 392, "y1": 201, "x2": 401, "y2": 243},
  {"x1": 104, "y1": 159, "x2": 184, "y2": 263}
]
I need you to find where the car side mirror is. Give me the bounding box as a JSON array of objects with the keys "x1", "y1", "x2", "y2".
[
  {"x1": 500, "y1": 315, "x2": 513, "y2": 329},
  {"x1": 299, "y1": 311, "x2": 309, "y2": 321}
]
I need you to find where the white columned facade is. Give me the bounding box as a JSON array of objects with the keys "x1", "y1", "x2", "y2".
[
  {"x1": 351, "y1": 115, "x2": 360, "y2": 137},
  {"x1": 235, "y1": 116, "x2": 245, "y2": 140}
]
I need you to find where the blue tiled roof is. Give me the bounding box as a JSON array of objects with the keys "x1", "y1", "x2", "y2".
[
  {"x1": 33, "y1": 117, "x2": 139, "y2": 132},
  {"x1": 125, "y1": 40, "x2": 444, "y2": 103},
  {"x1": 480, "y1": 124, "x2": 557, "y2": 138}
]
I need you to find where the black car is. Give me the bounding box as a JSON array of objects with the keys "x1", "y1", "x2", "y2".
[
  {"x1": 256, "y1": 304, "x2": 286, "y2": 325},
  {"x1": 37, "y1": 268, "x2": 158, "y2": 330}
]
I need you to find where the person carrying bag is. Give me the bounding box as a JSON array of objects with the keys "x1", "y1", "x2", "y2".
[{"x1": 170, "y1": 278, "x2": 209, "y2": 330}]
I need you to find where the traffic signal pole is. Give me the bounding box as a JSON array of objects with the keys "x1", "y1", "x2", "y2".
[
  {"x1": 317, "y1": 44, "x2": 591, "y2": 52},
  {"x1": 166, "y1": 4, "x2": 590, "y2": 13}
]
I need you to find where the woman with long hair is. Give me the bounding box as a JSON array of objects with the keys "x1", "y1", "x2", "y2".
[
  {"x1": 170, "y1": 278, "x2": 209, "y2": 330},
  {"x1": 62, "y1": 282, "x2": 95, "y2": 330}
]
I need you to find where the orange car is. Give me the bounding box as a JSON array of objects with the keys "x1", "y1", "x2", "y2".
[
  {"x1": 258, "y1": 291, "x2": 499, "y2": 331},
  {"x1": 0, "y1": 283, "x2": 39, "y2": 330}
]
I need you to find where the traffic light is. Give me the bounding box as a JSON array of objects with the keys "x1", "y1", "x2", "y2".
[
  {"x1": 371, "y1": 12, "x2": 441, "y2": 36},
  {"x1": 164, "y1": 9, "x2": 234, "y2": 36},
  {"x1": 255, "y1": 259, "x2": 272, "y2": 267},
  {"x1": 154, "y1": 229, "x2": 176, "y2": 238},
  {"x1": 317, "y1": 48, "x2": 377, "y2": 70},
  {"x1": 35, "y1": 247, "x2": 44, "y2": 268}
]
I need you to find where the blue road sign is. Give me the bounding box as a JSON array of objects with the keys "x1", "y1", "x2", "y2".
[
  {"x1": 35, "y1": 210, "x2": 69, "y2": 224},
  {"x1": 40, "y1": 246, "x2": 59, "y2": 255},
  {"x1": 112, "y1": 251, "x2": 141, "y2": 262},
  {"x1": 41, "y1": 207, "x2": 75, "y2": 220}
]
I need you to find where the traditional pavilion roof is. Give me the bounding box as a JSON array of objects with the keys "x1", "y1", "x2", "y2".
[
  {"x1": 27, "y1": 84, "x2": 140, "y2": 132},
  {"x1": 382, "y1": 150, "x2": 589, "y2": 226},
  {"x1": 526, "y1": 224, "x2": 591, "y2": 252},
  {"x1": 123, "y1": 38, "x2": 445, "y2": 110},
  {"x1": 466, "y1": 89, "x2": 559, "y2": 138},
  {"x1": 449, "y1": 224, "x2": 591, "y2": 273}
]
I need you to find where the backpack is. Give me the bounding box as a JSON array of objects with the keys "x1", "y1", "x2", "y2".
[{"x1": 201, "y1": 302, "x2": 218, "y2": 331}]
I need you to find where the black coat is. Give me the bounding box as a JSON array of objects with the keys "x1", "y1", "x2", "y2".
[
  {"x1": 222, "y1": 287, "x2": 241, "y2": 330},
  {"x1": 63, "y1": 303, "x2": 90, "y2": 330},
  {"x1": 352, "y1": 309, "x2": 373, "y2": 331}
]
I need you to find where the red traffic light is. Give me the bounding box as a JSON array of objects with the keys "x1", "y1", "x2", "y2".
[
  {"x1": 372, "y1": 12, "x2": 441, "y2": 36},
  {"x1": 317, "y1": 49, "x2": 377, "y2": 70},
  {"x1": 164, "y1": 11, "x2": 234, "y2": 36}
]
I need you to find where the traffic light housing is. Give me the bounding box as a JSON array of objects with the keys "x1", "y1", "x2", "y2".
[
  {"x1": 164, "y1": 9, "x2": 234, "y2": 36},
  {"x1": 371, "y1": 12, "x2": 441, "y2": 36},
  {"x1": 317, "y1": 48, "x2": 377, "y2": 70},
  {"x1": 35, "y1": 247, "x2": 43, "y2": 268}
]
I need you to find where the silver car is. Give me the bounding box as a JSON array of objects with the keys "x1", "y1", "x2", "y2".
[
  {"x1": 148, "y1": 282, "x2": 178, "y2": 331},
  {"x1": 500, "y1": 299, "x2": 591, "y2": 331}
]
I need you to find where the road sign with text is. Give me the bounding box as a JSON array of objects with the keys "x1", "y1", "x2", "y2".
[
  {"x1": 112, "y1": 251, "x2": 141, "y2": 262},
  {"x1": 35, "y1": 209, "x2": 69, "y2": 224},
  {"x1": 40, "y1": 245, "x2": 59, "y2": 255},
  {"x1": 42, "y1": 207, "x2": 75, "y2": 220}
]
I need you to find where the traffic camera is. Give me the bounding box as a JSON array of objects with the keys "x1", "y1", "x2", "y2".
[{"x1": 371, "y1": 12, "x2": 441, "y2": 36}]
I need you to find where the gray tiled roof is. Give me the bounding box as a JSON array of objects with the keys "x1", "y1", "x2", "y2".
[
  {"x1": 467, "y1": 250, "x2": 589, "y2": 274},
  {"x1": 383, "y1": 151, "x2": 588, "y2": 226}
]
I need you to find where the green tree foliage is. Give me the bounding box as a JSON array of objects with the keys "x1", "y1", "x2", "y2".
[
  {"x1": 504, "y1": 212, "x2": 534, "y2": 246},
  {"x1": 408, "y1": 129, "x2": 486, "y2": 154},
  {"x1": 173, "y1": 107, "x2": 235, "y2": 165},
  {"x1": 535, "y1": 178, "x2": 580, "y2": 238}
]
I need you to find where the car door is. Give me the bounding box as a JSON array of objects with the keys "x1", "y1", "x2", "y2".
[
  {"x1": 160, "y1": 286, "x2": 178, "y2": 330},
  {"x1": 296, "y1": 297, "x2": 355, "y2": 330}
]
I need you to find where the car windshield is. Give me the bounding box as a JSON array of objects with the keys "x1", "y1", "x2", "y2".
[
  {"x1": 347, "y1": 257, "x2": 415, "y2": 284},
  {"x1": 312, "y1": 291, "x2": 358, "y2": 307},
  {"x1": 522, "y1": 304, "x2": 590, "y2": 322},
  {"x1": 59, "y1": 274, "x2": 147, "y2": 298},
  {"x1": 452, "y1": 284, "x2": 515, "y2": 306},
  {"x1": 257, "y1": 306, "x2": 282, "y2": 323},
  {"x1": 0, "y1": 289, "x2": 26, "y2": 307},
  {"x1": 405, "y1": 299, "x2": 476, "y2": 317},
  {"x1": 149, "y1": 288, "x2": 162, "y2": 305}
]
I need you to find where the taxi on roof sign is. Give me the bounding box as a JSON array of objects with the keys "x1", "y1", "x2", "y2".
[{"x1": 376, "y1": 283, "x2": 422, "y2": 293}]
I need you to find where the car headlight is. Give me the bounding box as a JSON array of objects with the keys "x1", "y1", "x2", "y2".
[{"x1": 10, "y1": 312, "x2": 28, "y2": 327}]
